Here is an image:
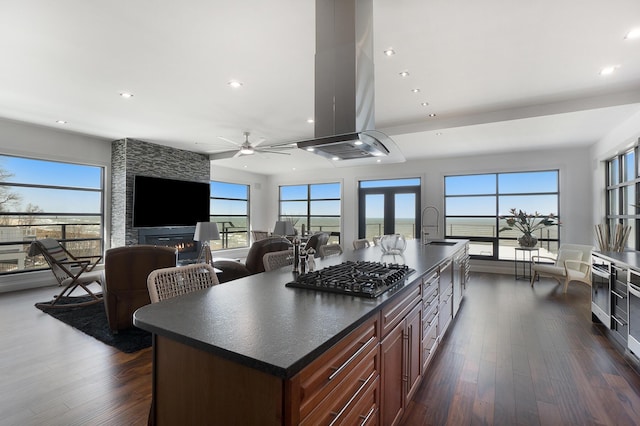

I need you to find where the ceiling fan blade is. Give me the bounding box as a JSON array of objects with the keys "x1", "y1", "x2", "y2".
[
  {"x1": 257, "y1": 149, "x2": 291, "y2": 156},
  {"x1": 217, "y1": 136, "x2": 241, "y2": 147},
  {"x1": 252, "y1": 137, "x2": 267, "y2": 148},
  {"x1": 209, "y1": 150, "x2": 241, "y2": 160}
]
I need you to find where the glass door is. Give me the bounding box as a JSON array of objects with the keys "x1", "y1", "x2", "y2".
[{"x1": 358, "y1": 178, "x2": 421, "y2": 241}]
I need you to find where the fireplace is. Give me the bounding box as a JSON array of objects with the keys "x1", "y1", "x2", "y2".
[{"x1": 138, "y1": 227, "x2": 200, "y2": 264}]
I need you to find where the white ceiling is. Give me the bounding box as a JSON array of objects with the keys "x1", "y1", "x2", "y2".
[{"x1": 2, "y1": 0, "x2": 640, "y2": 174}]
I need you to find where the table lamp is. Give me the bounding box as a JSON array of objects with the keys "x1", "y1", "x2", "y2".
[
  {"x1": 194, "y1": 222, "x2": 220, "y2": 266},
  {"x1": 273, "y1": 220, "x2": 295, "y2": 237}
]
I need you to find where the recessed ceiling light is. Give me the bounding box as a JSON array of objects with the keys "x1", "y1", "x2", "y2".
[
  {"x1": 625, "y1": 28, "x2": 640, "y2": 40},
  {"x1": 354, "y1": 140, "x2": 363, "y2": 146},
  {"x1": 119, "y1": 92, "x2": 133, "y2": 98},
  {"x1": 399, "y1": 71, "x2": 410, "y2": 77},
  {"x1": 383, "y1": 48, "x2": 395, "y2": 56},
  {"x1": 55, "y1": 120, "x2": 67, "y2": 124},
  {"x1": 227, "y1": 80, "x2": 243, "y2": 88},
  {"x1": 373, "y1": 152, "x2": 384, "y2": 157},
  {"x1": 331, "y1": 156, "x2": 340, "y2": 161},
  {"x1": 411, "y1": 88, "x2": 421, "y2": 93},
  {"x1": 436, "y1": 132, "x2": 443, "y2": 136},
  {"x1": 599, "y1": 65, "x2": 620, "y2": 76},
  {"x1": 306, "y1": 118, "x2": 314, "y2": 124},
  {"x1": 421, "y1": 102, "x2": 429, "y2": 107},
  {"x1": 376, "y1": 159, "x2": 381, "y2": 163},
  {"x1": 428, "y1": 113, "x2": 437, "y2": 117}
]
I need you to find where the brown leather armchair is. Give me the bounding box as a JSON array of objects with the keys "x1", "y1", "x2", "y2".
[
  {"x1": 216, "y1": 237, "x2": 292, "y2": 283},
  {"x1": 304, "y1": 232, "x2": 330, "y2": 257},
  {"x1": 103, "y1": 245, "x2": 177, "y2": 333}
]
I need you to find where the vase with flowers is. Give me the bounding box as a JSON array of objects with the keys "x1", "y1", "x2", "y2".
[{"x1": 500, "y1": 208, "x2": 558, "y2": 248}]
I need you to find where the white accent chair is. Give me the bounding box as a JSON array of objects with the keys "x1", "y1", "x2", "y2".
[{"x1": 530, "y1": 244, "x2": 593, "y2": 293}]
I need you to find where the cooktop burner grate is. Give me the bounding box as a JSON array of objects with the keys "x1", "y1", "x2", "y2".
[{"x1": 286, "y1": 260, "x2": 415, "y2": 298}]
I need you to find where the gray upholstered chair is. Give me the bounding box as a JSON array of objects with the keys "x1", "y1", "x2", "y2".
[
  {"x1": 215, "y1": 236, "x2": 292, "y2": 283},
  {"x1": 319, "y1": 243, "x2": 343, "y2": 258},
  {"x1": 353, "y1": 239, "x2": 371, "y2": 249}
]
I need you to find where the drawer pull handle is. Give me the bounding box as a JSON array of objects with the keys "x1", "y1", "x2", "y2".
[
  {"x1": 425, "y1": 294, "x2": 438, "y2": 305},
  {"x1": 359, "y1": 406, "x2": 376, "y2": 425},
  {"x1": 328, "y1": 371, "x2": 376, "y2": 426},
  {"x1": 328, "y1": 336, "x2": 376, "y2": 381},
  {"x1": 612, "y1": 290, "x2": 626, "y2": 300},
  {"x1": 612, "y1": 315, "x2": 627, "y2": 326}
]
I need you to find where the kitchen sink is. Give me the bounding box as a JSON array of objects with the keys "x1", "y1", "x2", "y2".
[{"x1": 426, "y1": 240, "x2": 457, "y2": 246}]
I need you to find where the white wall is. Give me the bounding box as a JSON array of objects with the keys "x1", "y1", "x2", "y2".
[
  {"x1": 0, "y1": 117, "x2": 112, "y2": 292},
  {"x1": 266, "y1": 147, "x2": 593, "y2": 274}
]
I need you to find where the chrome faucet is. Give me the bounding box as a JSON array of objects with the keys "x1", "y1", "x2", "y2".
[{"x1": 421, "y1": 206, "x2": 440, "y2": 242}]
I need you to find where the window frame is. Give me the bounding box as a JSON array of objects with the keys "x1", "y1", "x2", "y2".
[
  {"x1": 278, "y1": 182, "x2": 341, "y2": 242},
  {"x1": 444, "y1": 170, "x2": 560, "y2": 261},
  {"x1": 0, "y1": 154, "x2": 105, "y2": 275},
  {"x1": 209, "y1": 180, "x2": 250, "y2": 251},
  {"x1": 605, "y1": 144, "x2": 639, "y2": 250}
]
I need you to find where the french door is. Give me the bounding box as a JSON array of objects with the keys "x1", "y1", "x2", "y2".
[{"x1": 358, "y1": 179, "x2": 421, "y2": 241}]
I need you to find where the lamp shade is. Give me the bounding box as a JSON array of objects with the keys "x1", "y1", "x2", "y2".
[
  {"x1": 194, "y1": 222, "x2": 220, "y2": 242},
  {"x1": 273, "y1": 220, "x2": 295, "y2": 236}
]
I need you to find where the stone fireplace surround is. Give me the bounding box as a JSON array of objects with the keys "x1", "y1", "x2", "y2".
[{"x1": 110, "y1": 138, "x2": 211, "y2": 251}]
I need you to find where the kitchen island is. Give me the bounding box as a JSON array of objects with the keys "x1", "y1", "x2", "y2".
[{"x1": 134, "y1": 239, "x2": 469, "y2": 425}]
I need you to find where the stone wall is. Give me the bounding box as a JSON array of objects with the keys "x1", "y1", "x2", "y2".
[{"x1": 110, "y1": 138, "x2": 210, "y2": 247}]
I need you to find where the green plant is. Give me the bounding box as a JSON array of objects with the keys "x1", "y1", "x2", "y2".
[{"x1": 500, "y1": 208, "x2": 558, "y2": 234}]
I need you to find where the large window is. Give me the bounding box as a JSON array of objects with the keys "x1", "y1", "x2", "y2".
[
  {"x1": 445, "y1": 170, "x2": 559, "y2": 260},
  {"x1": 279, "y1": 183, "x2": 341, "y2": 242},
  {"x1": 606, "y1": 146, "x2": 638, "y2": 250},
  {"x1": 209, "y1": 181, "x2": 249, "y2": 250},
  {"x1": 0, "y1": 154, "x2": 104, "y2": 274}
]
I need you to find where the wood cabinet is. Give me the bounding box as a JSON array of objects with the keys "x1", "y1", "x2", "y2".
[
  {"x1": 438, "y1": 259, "x2": 454, "y2": 338},
  {"x1": 422, "y1": 270, "x2": 439, "y2": 372},
  {"x1": 380, "y1": 282, "x2": 422, "y2": 426},
  {"x1": 289, "y1": 314, "x2": 380, "y2": 425},
  {"x1": 144, "y1": 241, "x2": 470, "y2": 426}
]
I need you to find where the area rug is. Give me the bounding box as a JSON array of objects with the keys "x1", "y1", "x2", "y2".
[{"x1": 35, "y1": 296, "x2": 151, "y2": 353}]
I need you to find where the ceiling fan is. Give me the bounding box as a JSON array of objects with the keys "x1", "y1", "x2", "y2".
[{"x1": 210, "y1": 132, "x2": 295, "y2": 160}]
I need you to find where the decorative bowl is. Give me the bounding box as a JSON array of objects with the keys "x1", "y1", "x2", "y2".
[{"x1": 379, "y1": 234, "x2": 407, "y2": 255}]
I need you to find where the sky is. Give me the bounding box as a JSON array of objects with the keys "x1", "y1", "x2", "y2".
[{"x1": 1, "y1": 155, "x2": 559, "y2": 220}]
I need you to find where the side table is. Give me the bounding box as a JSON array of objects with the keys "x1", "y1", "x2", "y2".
[{"x1": 514, "y1": 247, "x2": 539, "y2": 281}]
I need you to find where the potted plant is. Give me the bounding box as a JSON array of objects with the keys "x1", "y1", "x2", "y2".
[{"x1": 500, "y1": 208, "x2": 558, "y2": 247}]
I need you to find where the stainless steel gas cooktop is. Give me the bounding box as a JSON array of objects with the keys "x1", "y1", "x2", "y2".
[{"x1": 286, "y1": 260, "x2": 415, "y2": 298}]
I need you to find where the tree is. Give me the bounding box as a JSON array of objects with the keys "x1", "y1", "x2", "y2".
[{"x1": 0, "y1": 168, "x2": 21, "y2": 211}]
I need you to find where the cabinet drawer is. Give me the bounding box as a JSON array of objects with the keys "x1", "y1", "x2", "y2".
[
  {"x1": 292, "y1": 314, "x2": 379, "y2": 421},
  {"x1": 422, "y1": 271, "x2": 439, "y2": 296},
  {"x1": 422, "y1": 316, "x2": 439, "y2": 371},
  {"x1": 423, "y1": 281, "x2": 438, "y2": 308},
  {"x1": 381, "y1": 282, "x2": 421, "y2": 337},
  {"x1": 341, "y1": 375, "x2": 379, "y2": 426},
  {"x1": 422, "y1": 300, "x2": 438, "y2": 335},
  {"x1": 301, "y1": 346, "x2": 379, "y2": 425}
]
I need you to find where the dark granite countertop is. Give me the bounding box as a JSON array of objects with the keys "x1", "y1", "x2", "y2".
[
  {"x1": 134, "y1": 239, "x2": 466, "y2": 379},
  {"x1": 593, "y1": 250, "x2": 640, "y2": 271}
]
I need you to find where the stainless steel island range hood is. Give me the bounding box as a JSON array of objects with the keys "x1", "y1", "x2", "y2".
[{"x1": 296, "y1": 0, "x2": 404, "y2": 165}]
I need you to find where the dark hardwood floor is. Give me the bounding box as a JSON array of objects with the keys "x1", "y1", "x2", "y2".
[
  {"x1": 1, "y1": 273, "x2": 640, "y2": 425},
  {"x1": 401, "y1": 273, "x2": 640, "y2": 426}
]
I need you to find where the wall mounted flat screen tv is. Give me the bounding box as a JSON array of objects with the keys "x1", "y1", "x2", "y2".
[{"x1": 133, "y1": 175, "x2": 210, "y2": 227}]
